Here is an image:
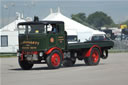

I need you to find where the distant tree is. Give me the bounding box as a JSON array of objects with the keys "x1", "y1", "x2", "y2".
[
  {"x1": 87, "y1": 11, "x2": 115, "y2": 29},
  {"x1": 71, "y1": 13, "x2": 86, "y2": 22},
  {"x1": 71, "y1": 13, "x2": 96, "y2": 29},
  {"x1": 121, "y1": 20, "x2": 128, "y2": 24},
  {"x1": 71, "y1": 13, "x2": 88, "y2": 25}
]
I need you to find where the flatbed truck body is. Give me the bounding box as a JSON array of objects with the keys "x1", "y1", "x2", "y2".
[
  {"x1": 17, "y1": 18, "x2": 114, "y2": 70},
  {"x1": 68, "y1": 41, "x2": 113, "y2": 49}
]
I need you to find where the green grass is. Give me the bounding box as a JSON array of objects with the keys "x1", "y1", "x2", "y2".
[
  {"x1": 0, "y1": 50, "x2": 128, "y2": 58},
  {"x1": 108, "y1": 49, "x2": 128, "y2": 53},
  {"x1": 0, "y1": 53, "x2": 17, "y2": 58}
]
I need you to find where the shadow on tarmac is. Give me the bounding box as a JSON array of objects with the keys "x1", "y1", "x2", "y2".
[{"x1": 9, "y1": 63, "x2": 105, "y2": 71}]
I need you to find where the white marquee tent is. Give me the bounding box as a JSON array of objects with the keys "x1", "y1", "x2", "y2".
[{"x1": 43, "y1": 10, "x2": 105, "y2": 42}]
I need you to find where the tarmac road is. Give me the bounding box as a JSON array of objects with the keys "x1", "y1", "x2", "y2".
[{"x1": 1, "y1": 53, "x2": 128, "y2": 85}]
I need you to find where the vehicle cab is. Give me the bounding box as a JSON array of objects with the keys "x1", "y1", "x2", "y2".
[
  {"x1": 17, "y1": 19, "x2": 66, "y2": 63},
  {"x1": 18, "y1": 20, "x2": 65, "y2": 50}
]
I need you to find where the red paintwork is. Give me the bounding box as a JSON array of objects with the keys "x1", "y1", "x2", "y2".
[
  {"x1": 51, "y1": 53, "x2": 61, "y2": 67},
  {"x1": 33, "y1": 51, "x2": 38, "y2": 54},
  {"x1": 85, "y1": 45, "x2": 102, "y2": 57},
  {"x1": 21, "y1": 51, "x2": 24, "y2": 61},
  {"x1": 20, "y1": 51, "x2": 38, "y2": 61},
  {"x1": 92, "y1": 49, "x2": 99, "y2": 63},
  {"x1": 45, "y1": 47, "x2": 64, "y2": 59}
]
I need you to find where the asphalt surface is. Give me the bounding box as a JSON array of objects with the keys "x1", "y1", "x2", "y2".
[{"x1": 1, "y1": 53, "x2": 128, "y2": 85}]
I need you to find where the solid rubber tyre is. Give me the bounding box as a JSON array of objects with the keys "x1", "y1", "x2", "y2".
[
  {"x1": 18, "y1": 57, "x2": 33, "y2": 70},
  {"x1": 46, "y1": 50, "x2": 63, "y2": 69},
  {"x1": 84, "y1": 48, "x2": 100, "y2": 65}
]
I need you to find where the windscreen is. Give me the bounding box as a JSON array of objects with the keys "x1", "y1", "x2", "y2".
[
  {"x1": 18, "y1": 24, "x2": 46, "y2": 34},
  {"x1": 67, "y1": 35, "x2": 77, "y2": 42}
]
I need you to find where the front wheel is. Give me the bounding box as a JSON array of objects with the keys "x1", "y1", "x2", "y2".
[
  {"x1": 46, "y1": 50, "x2": 63, "y2": 69},
  {"x1": 84, "y1": 48, "x2": 100, "y2": 65},
  {"x1": 18, "y1": 57, "x2": 33, "y2": 70}
]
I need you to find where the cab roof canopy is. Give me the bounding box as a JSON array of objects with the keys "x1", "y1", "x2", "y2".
[{"x1": 18, "y1": 21, "x2": 64, "y2": 25}]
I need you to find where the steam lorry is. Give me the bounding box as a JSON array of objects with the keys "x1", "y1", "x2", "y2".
[{"x1": 17, "y1": 18, "x2": 114, "y2": 70}]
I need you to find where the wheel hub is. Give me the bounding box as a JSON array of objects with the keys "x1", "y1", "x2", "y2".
[
  {"x1": 92, "y1": 50, "x2": 99, "y2": 63},
  {"x1": 51, "y1": 53, "x2": 60, "y2": 67}
]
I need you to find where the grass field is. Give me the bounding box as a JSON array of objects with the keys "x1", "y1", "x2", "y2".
[
  {"x1": 0, "y1": 53, "x2": 17, "y2": 58},
  {"x1": 0, "y1": 49, "x2": 128, "y2": 58}
]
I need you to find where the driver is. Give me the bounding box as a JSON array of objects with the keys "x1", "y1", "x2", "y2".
[{"x1": 52, "y1": 24, "x2": 58, "y2": 33}]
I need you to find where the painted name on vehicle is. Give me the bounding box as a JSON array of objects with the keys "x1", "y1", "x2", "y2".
[
  {"x1": 22, "y1": 47, "x2": 37, "y2": 49},
  {"x1": 21, "y1": 41, "x2": 40, "y2": 45}
]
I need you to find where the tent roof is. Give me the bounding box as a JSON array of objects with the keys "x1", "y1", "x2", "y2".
[
  {"x1": 66, "y1": 29, "x2": 77, "y2": 35},
  {"x1": 43, "y1": 12, "x2": 94, "y2": 32},
  {"x1": 93, "y1": 30, "x2": 105, "y2": 35},
  {"x1": 1, "y1": 18, "x2": 25, "y2": 31}
]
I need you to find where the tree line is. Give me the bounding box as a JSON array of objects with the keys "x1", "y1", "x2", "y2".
[{"x1": 71, "y1": 11, "x2": 128, "y2": 30}]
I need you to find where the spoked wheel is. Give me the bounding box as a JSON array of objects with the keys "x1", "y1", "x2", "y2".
[
  {"x1": 18, "y1": 57, "x2": 33, "y2": 70},
  {"x1": 84, "y1": 48, "x2": 100, "y2": 65},
  {"x1": 46, "y1": 50, "x2": 62, "y2": 69}
]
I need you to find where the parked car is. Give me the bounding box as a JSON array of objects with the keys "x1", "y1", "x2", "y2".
[{"x1": 91, "y1": 35, "x2": 106, "y2": 41}]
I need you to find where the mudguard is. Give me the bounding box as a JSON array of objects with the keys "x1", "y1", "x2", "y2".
[
  {"x1": 45, "y1": 47, "x2": 64, "y2": 59},
  {"x1": 85, "y1": 45, "x2": 102, "y2": 57}
]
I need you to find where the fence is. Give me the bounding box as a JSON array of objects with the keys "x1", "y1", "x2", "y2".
[{"x1": 112, "y1": 40, "x2": 128, "y2": 51}]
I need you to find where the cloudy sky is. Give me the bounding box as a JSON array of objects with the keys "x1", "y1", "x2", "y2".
[{"x1": 0, "y1": 0, "x2": 128, "y2": 28}]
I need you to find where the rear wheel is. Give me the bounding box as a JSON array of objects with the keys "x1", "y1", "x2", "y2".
[
  {"x1": 18, "y1": 57, "x2": 33, "y2": 70},
  {"x1": 46, "y1": 50, "x2": 62, "y2": 69},
  {"x1": 84, "y1": 48, "x2": 100, "y2": 65},
  {"x1": 63, "y1": 58, "x2": 76, "y2": 67}
]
